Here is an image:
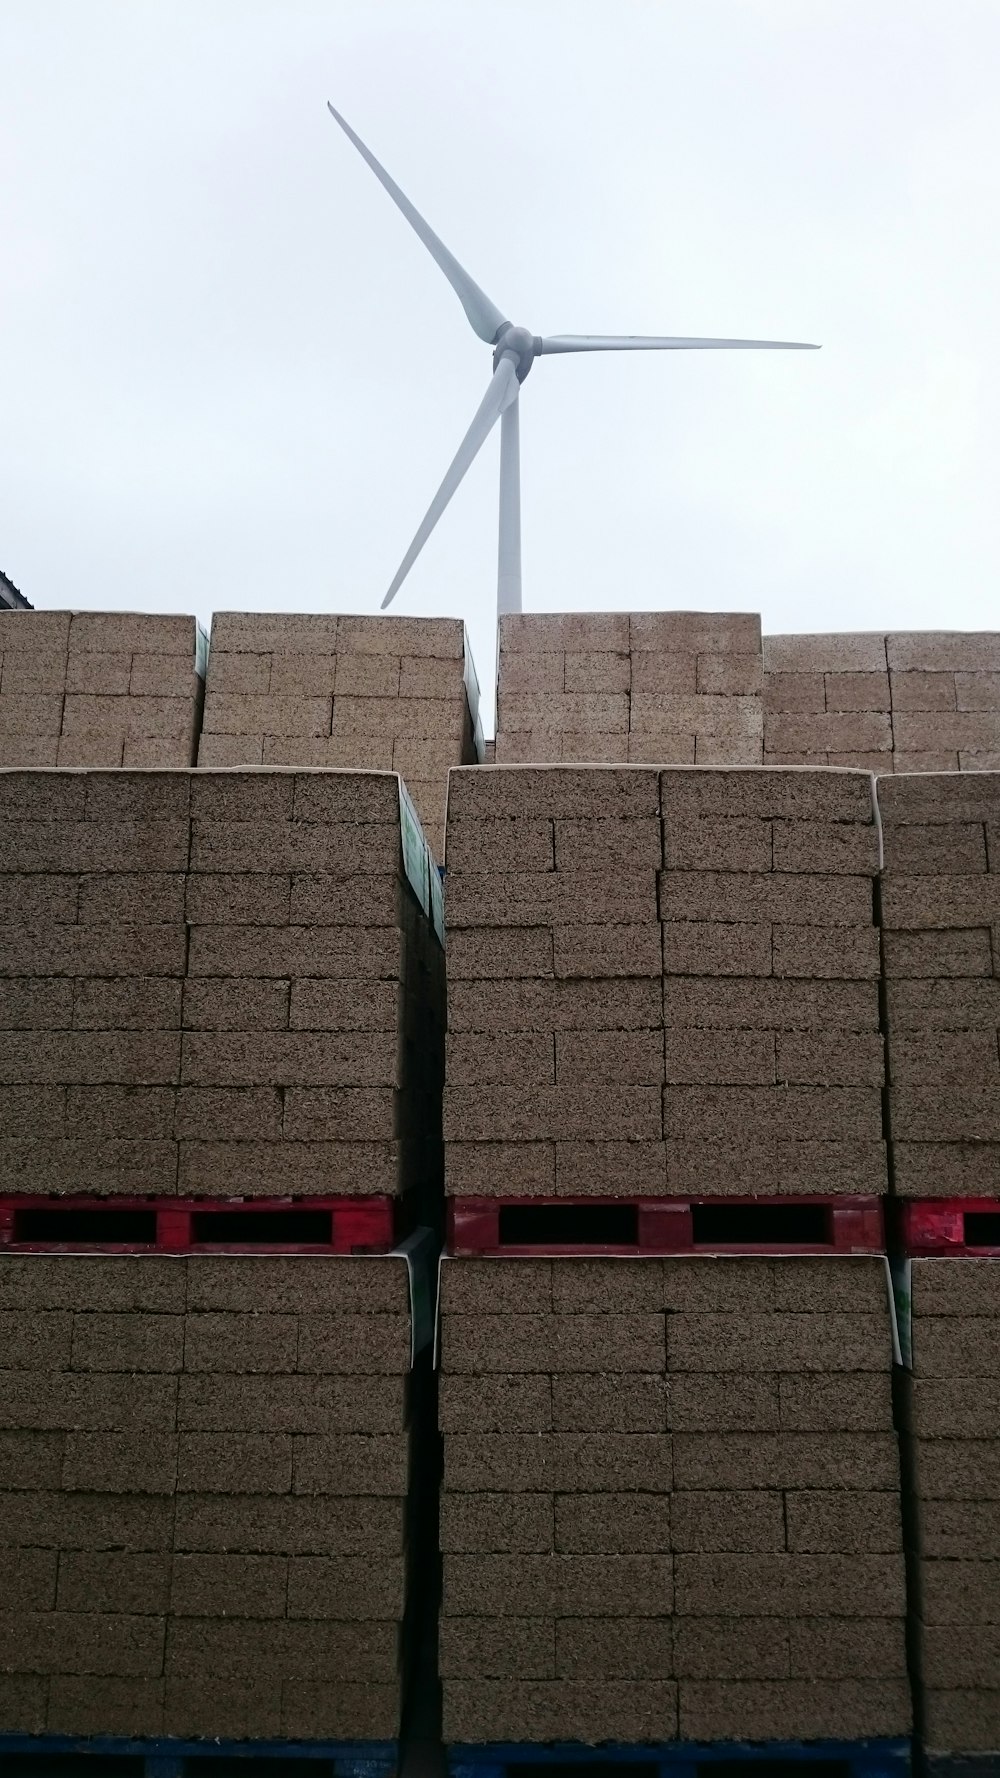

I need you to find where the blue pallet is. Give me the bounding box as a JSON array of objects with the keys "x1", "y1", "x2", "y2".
[
  {"x1": 447, "y1": 1740, "x2": 911, "y2": 1778},
  {"x1": 0, "y1": 1734, "x2": 397, "y2": 1776}
]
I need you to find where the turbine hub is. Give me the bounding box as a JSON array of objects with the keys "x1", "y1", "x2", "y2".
[{"x1": 493, "y1": 324, "x2": 540, "y2": 383}]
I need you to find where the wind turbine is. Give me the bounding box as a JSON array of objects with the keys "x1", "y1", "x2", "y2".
[{"x1": 327, "y1": 102, "x2": 818, "y2": 617}]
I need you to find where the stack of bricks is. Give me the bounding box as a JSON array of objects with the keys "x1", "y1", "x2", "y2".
[
  {"x1": 763, "y1": 632, "x2": 1000, "y2": 772},
  {"x1": 0, "y1": 1249, "x2": 420, "y2": 1742},
  {"x1": 902, "y1": 1257, "x2": 1000, "y2": 1767},
  {"x1": 437, "y1": 1253, "x2": 908, "y2": 1744},
  {"x1": 0, "y1": 610, "x2": 206, "y2": 768},
  {"x1": 442, "y1": 765, "x2": 885, "y2": 1200},
  {"x1": 0, "y1": 768, "x2": 443, "y2": 1212},
  {"x1": 197, "y1": 613, "x2": 481, "y2": 859},
  {"x1": 494, "y1": 612, "x2": 763, "y2": 768},
  {"x1": 879, "y1": 771, "x2": 1000, "y2": 1198}
]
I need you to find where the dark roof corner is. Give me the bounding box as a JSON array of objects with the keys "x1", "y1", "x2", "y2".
[{"x1": 0, "y1": 570, "x2": 33, "y2": 610}]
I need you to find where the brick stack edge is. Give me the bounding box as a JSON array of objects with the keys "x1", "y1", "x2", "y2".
[
  {"x1": 494, "y1": 613, "x2": 764, "y2": 766},
  {"x1": 437, "y1": 1254, "x2": 907, "y2": 1743},
  {"x1": 902, "y1": 1259, "x2": 1000, "y2": 1760},
  {"x1": 0, "y1": 768, "x2": 443, "y2": 1208},
  {"x1": 0, "y1": 612, "x2": 206, "y2": 768},
  {"x1": 443, "y1": 765, "x2": 885, "y2": 1198},
  {"x1": 765, "y1": 633, "x2": 1000, "y2": 772},
  {"x1": 0, "y1": 1252, "x2": 417, "y2": 1740},
  {"x1": 879, "y1": 772, "x2": 1000, "y2": 1198},
  {"x1": 197, "y1": 613, "x2": 481, "y2": 859}
]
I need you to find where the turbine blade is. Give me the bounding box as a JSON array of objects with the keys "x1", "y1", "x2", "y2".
[
  {"x1": 327, "y1": 102, "x2": 509, "y2": 345},
  {"x1": 381, "y1": 358, "x2": 519, "y2": 609},
  {"x1": 538, "y1": 334, "x2": 820, "y2": 353}
]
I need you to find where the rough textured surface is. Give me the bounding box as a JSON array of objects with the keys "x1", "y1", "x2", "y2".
[
  {"x1": 0, "y1": 611, "x2": 206, "y2": 768},
  {"x1": 880, "y1": 772, "x2": 1000, "y2": 1197},
  {"x1": 0, "y1": 1252, "x2": 417, "y2": 1741},
  {"x1": 906, "y1": 1257, "x2": 1000, "y2": 1756},
  {"x1": 198, "y1": 614, "x2": 481, "y2": 859},
  {"x1": 0, "y1": 769, "x2": 443, "y2": 1206},
  {"x1": 495, "y1": 612, "x2": 764, "y2": 769},
  {"x1": 764, "y1": 633, "x2": 1000, "y2": 771},
  {"x1": 444, "y1": 764, "x2": 885, "y2": 1197},
  {"x1": 438, "y1": 1254, "x2": 908, "y2": 1744}
]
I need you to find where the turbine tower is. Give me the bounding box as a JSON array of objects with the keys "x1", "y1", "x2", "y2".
[{"x1": 327, "y1": 103, "x2": 818, "y2": 618}]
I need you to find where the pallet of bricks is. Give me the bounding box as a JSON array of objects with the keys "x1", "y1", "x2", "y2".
[
  {"x1": 438, "y1": 761, "x2": 911, "y2": 1776},
  {"x1": 197, "y1": 611, "x2": 483, "y2": 861},
  {"x1": 0, "y1": 762, "x2": 444, "y2": 1771},
  {"x1": 880, "y1": 769, "x2": 1000, "y2": 1777},
  {"x1": 0, "y1": 608, "x2": 206, "y2": 767}
]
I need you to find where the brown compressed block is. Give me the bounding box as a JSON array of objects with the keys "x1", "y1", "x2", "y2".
[
  {"x1": 890, "y1": 668, "x2": 959, "y2": 711},
  {"x1": 775, "y1": 1030, "x2": 884, "y2": 1086},
  {"x1": 824, "y1": 669, "x2": 890, "y2": 710},
  {"x1": 178, "y1": 1138, "x2": 398, "y2": 1200},
  {"x1": 919, "y1": 1622, "x2": 1000, "y2": 1689},
  {"x1": 895, "y1": 1144, "x2": 1000, "y2": 1198},
  {"x1": 882, "y1": 927, "x2": 993, "y2": 977},
  {"x1": 0, "y1": 1490, "x2": 172, "y2": 1551},
  {"x1": 280, "y1": 1087, "x2": 396, "y2": 1142},
  {"x1": 4, "y1": 1137, "x2": 164, "y2": 1197},
  {"x1": 628, "y1": 733, "x2": 696, "y2": 765},
  {"x1": 493, "y1": 728, "x2": 562, "y2": 764},
  {"x1": 880, "y1": 874, "x2": 1000, "y2": 929},
  {"x1": 501, "y1": 612, "x2": 631, "y2": 653},
  {"x1": 788, "y1": 1617, "x2": 907, "y2": 1680},
  {"x1": 445, "y1": 868, "x2": 656, "y2": 929},
  {"x1": 284, "y1": 1555, "x2": 404, "y2": 1620},
  {"x1": 674, "y1": 1616, "x2": 790, "y2": 1680},
  {"x1": 766, "y1": 711, "x2": 891, "y2": 753},
  {"x1": 674, "y1": 1551, "x2": 905, "y2": 1617},
  {"x1": 78, "y1": 871, "x2": 186, "y2": 925},
  {"x1": 555, "y1": 1029, "x2": 664, "y2": 1085},
  {"x1": 71, "y1": 977, "x2": 182, "y2": 1032},
  {"x1": 446, "y1": 926, "x2": 553, "y2": 980},
  {"x1": 175, "y1": 1431, "x2": 293, "y2": 1494},
  {"x1": 662, "y1": 920, "x2": 771, "y2": 977},
  {"x1": 560, "y1": 650, "x2": 631, "y2": 693},
  {"x1": 771, "y1": 1259, "x2": 889, "y2": 1312},
  {"x1": 664, "y1": 975, "x2": 879, "y2": 1030},
  {"x1": 198, "y1": 734, "x2": 264, "y2": 766},
  {"x1": 555, "y1": 1492, "x2": 670, "y2": 1553},
  {"x1": 439, "y1": 1259, "x2": 553, "y2": 1314},
  {"x1": 446, "y1": 1141, "x2": 557, "y2": 1198},
  {"x1": 443, "y1": 1552, "x2": 673, "y2": 1617},
  {"x1": 190, "y1": 819, "x2": 401, "y2": 877},
  {"x1": 771, "y1": 818, "x2": 879, "y2": 875},
  {"x1": 772, "y1": 922, "x2": 880, "y2": 978},
  {"x1": 889, "y1": 1085, "x2": 1000, "y2": 1143},
  {"x1": 922, "y1": 1687, "x2": 1000, "y2": 1756},
  {"x1": 889, "y1": 1028, "x2": 999, "y2": 1086},
  {"x1": 502, "y1": 693, "x2": 628, "y2": 735},
  {"x1": 70, "y1": 1311, "x2": 183, "y2": 1373},
  {"x1": 440, "y1": 1492, "x2": 554, "y2": 1553},
  {"x1": 165, "y1": 1617, "x2": 397, "y2": 1684},
  {"x1": 441, "y1": 1677, "x2": 677, "y2": 1743},
  {"x1": 552, "y1": 922, "x2": 662, "y2": 979},
  {"x1": 443, "y1": 1311, "x2": 665, "y2": 1374},
  {"x1": 439, "y1": 1617, "x2": 555, "y2": 1680},
  {"x1": 663, "y1": 1084, "x2": 882, "y2": 1142},
  {"x1": 0, "y1": 694, "x2": 65, "y2": 736},
  {"x1": 182, "y1": 1313, "x2": 297, "y2": 1374},
  {"x1": 6, "y1": 1031, "x2": 181, "y2": 1086},
  {"x1": 664, "y1": 1028, "x2": 775, "y2": 1085},
  {"x1": 764, "y1": 633, "x2": 888, "y2": 674},
  {"x1": 289, "y1": 980, "x2": 400, "y2": 1032},
  {"x1": 764, "y1": 671, "x2": 826, "y2": 714},
  {"x1": 911, "y1": 1260, "x2": 1000, "y2": 1318},
  {"x1": 553, "y1": 1140, "x2": 669, "y2": 1196},
  {"x1": 444, "y1": 817, "x2": 555, "y2": 872},
  {"x1": 912, "y1": 1440, "x2": 1000, "y2": 1500},
  {"x1": 291, "y1": 1434, "x2": 409, "y2": 1496},
  {"x1": 0, "y1": 770, "x2": 87, "y2": 820},
  {"x1": 0, "y1": 1309, "x2": 69, "y2": 1370},
  {"x1": 913, "y1": 1318, "x2": 1000, "y2": 1379},
  {"x1": 670, "y1": 1375, "x2": 779, "y2": 1432},
  {"x1": 0, "y1": 1548, "x2": 56, "y2": 1609},
  {"x1": 0, "y1": 819, "x2": 188, "y2": 877},
  {"x1": 670, "y1": 1490, "x2": 784, "y2": 1552},
  {"x1": 447, "y1": 1031, "x2": 554, "y2": 1087},
  {"x1": 0, "y1": 1610, "x2": 166, "y2": 1678},
  {"x1": 0, "y1": 872, "x2": 78, "y2": 922},
  {"x1": 673, "y1": 1432, "x2": 899, "y2": 1491},
  {"x1": 917, "y1": 1558, "x2": 1000, "y2": 1625},
  {"x1": 907, "y1": 1377, "x2": 1000, "y2": 1440},
  {"x1": 446, "y1": 764, "x2": 660, "y2": 822},
  {"x1": 678, "y1": 1677, "x2": 910, "y2": 1742},
  {"x1": 182, "y1": 981, "x2": 290, "y2": 1034},
  {"x1": 552, "y1": 817, "x2": 661, "y2": 873},
  {"x1": 547, "y1": 1258, "x2": 670, "y2": 1313},
  {"x1": 667, "y1": 1311, "x2": 891, "y2": 1374},
  {"x1": 443, "y1": 1432, "x2": 672, "y2": 1494},
  {"x1": 443, "y1": 1082, "x2": 661, "y2": 1143},
  {"x1": 0, "y1": 1431, "x2": 64, "y2": 1489},
  {"x1": 0, "y1": 735, "x2": 61, "y2": 767},
  {"x1": 661, "y1": 764, "x2": 874, "y2": 822},
  {"x1": 440, "y1": 1375, "x2": 552, "y2": 1434},
  {"x1": 296, "y1": 1314, "x2": 411, "y2": 1374},
  {"x1": 181, "y1": 1030, "x2": 399, "y2": 1089},
  {"x1": 0, "y1": 1254, "x2": 183, "y2": 1314},
  {"x1": 185, "y1": 1255, "x2": 408, "y2": 1315},
  {"x1": 786, "y1": 1490, "x2": 902, "y2": 1552},
  {"x1": 162, "y1": 1673, "x2": 284, "y2": 1740},
  {"x1": 659, "y1": 868, "x2": 873, "y2": 926},
  {"x1": 46, "y1": 1675, "x2": 164, "y2": 1737},
  {"x1": 0, "y1": 977, "x2": 74, "y2": 1028},
  {"x1": 187, "y1": 925, "x2": 402, "y2": 981},
  {"x1": 176, "y1": 1373, "x2": 406, "y2": 1436},
  {"x1": 664, "y1": 813, "x2": 771, "y2": 872},
  {"x1": 556, "y1": 1616, "x2": 672, "y2": 1681},
  {"x1": 552, "y1": 1374, "x2": 666, "y2": 1432},
  {"x1": 627, "y1": 652, "x2": 698, "y2": 697},
  {"x1": 288, "y1": 872, "x2": 401, "y2": 927},
  {"x1": 173, "y1": 1493, "x2": 404, "y2": 1557},
  {"x1": 914, "y1": 1500, "x2": 1000, "y2": 1560},
  {"x1": 279, "y1": 1679, "x2": 401, "y2": 1740},
  {"x1": 62, "y1": 1429, "x2": 178, "y2": 1493},
  {"x1": 498, "y1": 651, "x2": 566, "y2": 695},
  {"x1": 55, "y1": 1552, "x2": 170, "y2": 1614},
  {"x1": 447, "y1": 976, "x2": 662, "y2": 1033}
]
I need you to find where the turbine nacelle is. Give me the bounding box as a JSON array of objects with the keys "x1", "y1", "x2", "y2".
[
  {"x1": 326, "y1": 100, "x2": 820, "y2": 617},
  {"x1": 493, "y1": 325, "x2": 541, "y2": 383}
]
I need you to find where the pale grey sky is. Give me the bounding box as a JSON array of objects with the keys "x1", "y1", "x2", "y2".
[{"x1": 3, "y1": 1, "x2": 998, "y2": 727}]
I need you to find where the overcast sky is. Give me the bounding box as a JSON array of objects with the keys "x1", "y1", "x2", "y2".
[{"x1": 3, "y1": 1, "x2": 998, "y2": 727}]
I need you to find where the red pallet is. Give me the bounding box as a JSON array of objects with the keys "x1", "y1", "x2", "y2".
[
  {"x1": 900, "y1": 1198, "x2": 1000, "y2": 1256},
  {"x1": 447, "y1": 1195, "x2": 885, "y2": 1257},
  {"x1": 0, "y1": 1195, "x2": 396, "y2": 1254}
]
